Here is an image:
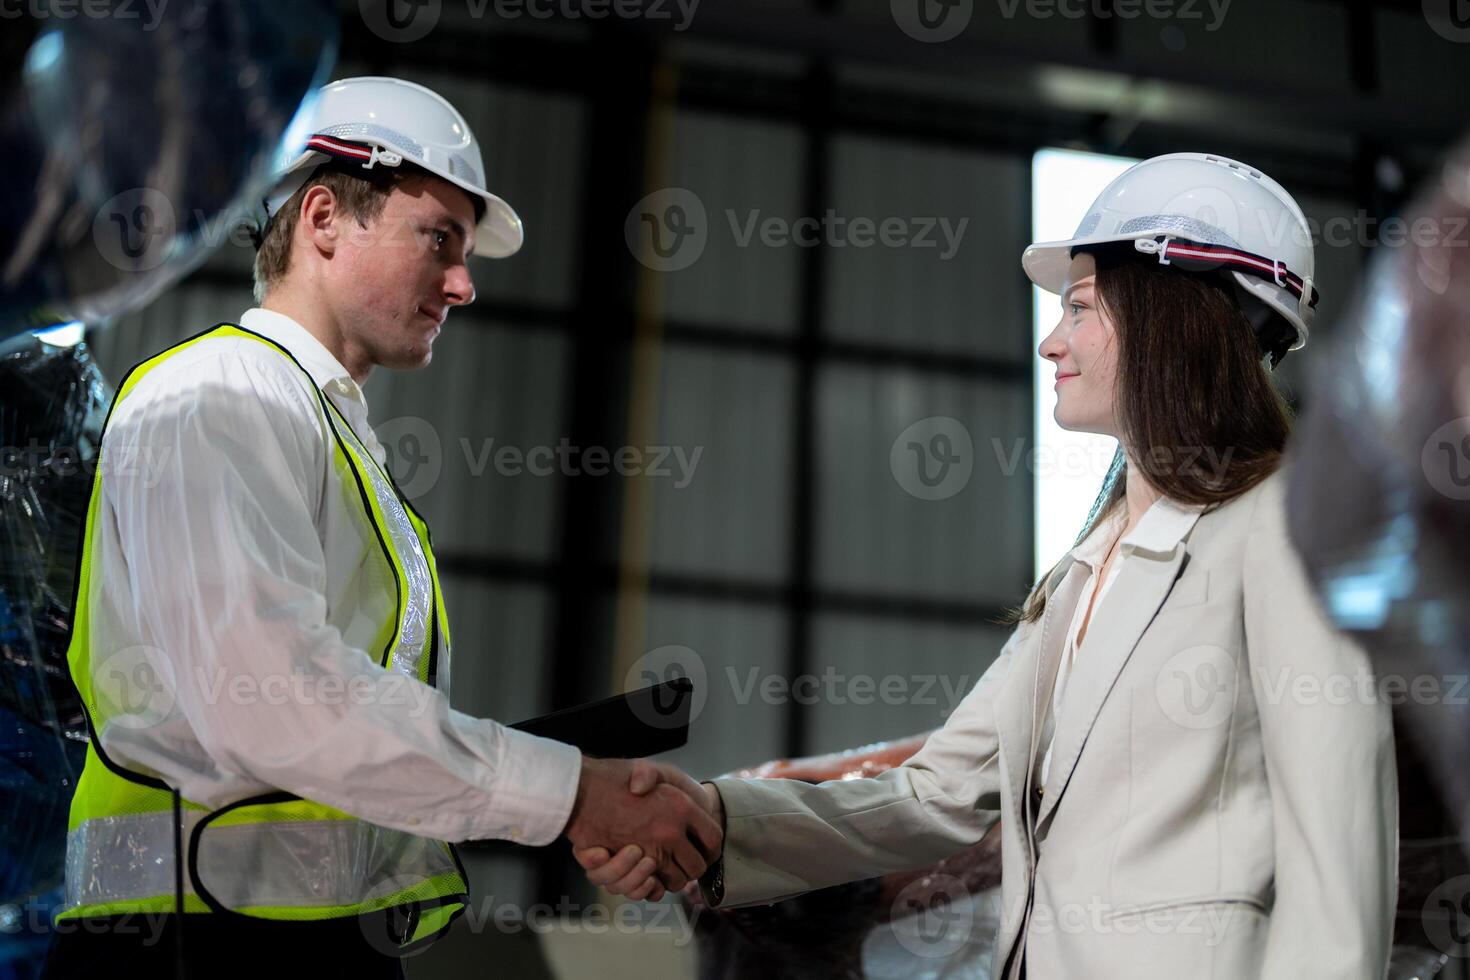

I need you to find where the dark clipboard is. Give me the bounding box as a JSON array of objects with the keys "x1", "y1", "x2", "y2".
[{"x1": 509, "y1": 678, "x2": 693, "y2": 758}]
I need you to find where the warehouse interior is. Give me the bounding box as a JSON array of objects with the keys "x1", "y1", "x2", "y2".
[{"x1": 7, "y1": 0, "x2": 1470, "y2": 977}]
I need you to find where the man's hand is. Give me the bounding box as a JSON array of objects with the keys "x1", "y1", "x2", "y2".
[
  {"x1": 572, "y1": 760, "x2": 724, "y2": 901},
  {"x1": 563, "y1": 758, "x2": 723, "y2": 898}
]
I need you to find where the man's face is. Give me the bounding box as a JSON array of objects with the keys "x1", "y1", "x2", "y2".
[{"x1": 324, "y1": 174, "x2": 477, "y2": 371}]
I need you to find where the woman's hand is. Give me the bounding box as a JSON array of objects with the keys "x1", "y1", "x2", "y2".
[{"x1": 574, "y1": 760, "x2": 724, "y2": 900}]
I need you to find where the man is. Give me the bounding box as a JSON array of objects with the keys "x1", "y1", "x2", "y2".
[{"x1": 42, "y1": 77, "x2": 718, "y2": 978}]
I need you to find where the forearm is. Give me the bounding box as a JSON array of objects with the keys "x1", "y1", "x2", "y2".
[{"x1": 701, "y1": 765, "x2": 996, "y2": 908}]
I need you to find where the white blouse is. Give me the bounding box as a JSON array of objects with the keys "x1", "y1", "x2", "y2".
[{"x1": 1038, "y1": 493, "x2": 1205, "y2": 786}]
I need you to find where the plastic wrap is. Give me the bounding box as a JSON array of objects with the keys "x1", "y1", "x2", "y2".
[
  {"x1": 1285, "y1": 137, "x2": 1470, "y2": 967},
  {"x1": 693, "y1": 735, "x2": 1003, "y2": 980},
  {"x1": 0, "y1": 0, "x2": 338, "y2": 338},
  {"x1": 0, "y1": 330, "x2": 109, "y2": 965}
]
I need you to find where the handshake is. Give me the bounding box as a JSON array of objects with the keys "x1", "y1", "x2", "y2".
[{"x1": 563, "y1": 758, "x2": 725, "y2": 902}]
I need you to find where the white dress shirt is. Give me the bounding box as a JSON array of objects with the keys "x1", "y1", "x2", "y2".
[
  {"x1": 1038, "y1": 493, "x2": 1206, "y2": 786},
  {"x1": 89, "y1": 307, "x2": 581, "y2": 845}
]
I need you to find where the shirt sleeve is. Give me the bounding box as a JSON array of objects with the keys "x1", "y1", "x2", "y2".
[
  {"x1": 1243, "y1": 471, "x2": 1398, "y2": 979},
  {"x1": 98, "y1": 342, "x2": 581, "y2": 845}
]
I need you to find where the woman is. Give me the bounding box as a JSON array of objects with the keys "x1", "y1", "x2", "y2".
[{"x1": 581, "y1": 153, "x2": 1399, "y2": 979}]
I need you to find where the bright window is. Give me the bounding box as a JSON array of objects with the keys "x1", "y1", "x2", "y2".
[{"x1": 1031, "y1": 148, "x2": 1137, "y2": 579}]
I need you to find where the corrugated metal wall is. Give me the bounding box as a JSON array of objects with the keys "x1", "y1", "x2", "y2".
[{"x1": 81, "y1": 0, "x2": 1460, "y2": 940}]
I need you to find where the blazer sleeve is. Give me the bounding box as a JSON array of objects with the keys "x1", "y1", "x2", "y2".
[
  {"x1": 703, "y1": 617, "x2": 1034, "y2": 908},
  {"x1": 1244, "y1": 472, "x2": 1399, "y2": 979}
]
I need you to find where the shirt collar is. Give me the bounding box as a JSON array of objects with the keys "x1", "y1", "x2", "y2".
[
  {"x1": 238, "y1": 308, "x2": 366, "y2": 406},
  {"x1": 1070, "y1": 493, "x2": 1207, "y2": 570}
]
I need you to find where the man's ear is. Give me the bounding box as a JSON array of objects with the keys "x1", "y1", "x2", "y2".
[{"x1": 297, "y1": 184, "x2": 341, "y2": 255}]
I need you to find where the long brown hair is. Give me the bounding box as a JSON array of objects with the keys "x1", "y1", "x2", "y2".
[{"x1": 1000, "y1": 243, "x2": 1294, "y2": 626}]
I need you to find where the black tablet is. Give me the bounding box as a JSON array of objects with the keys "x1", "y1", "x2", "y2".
[{"x1": 509, "y1": 677, "x2": 693, "y2": 758}]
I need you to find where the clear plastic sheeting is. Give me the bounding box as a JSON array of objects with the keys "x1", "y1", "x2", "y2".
[
  {"x1": 1285, "y1": 136, "x2": 1470, "y2": 966},
  {"x1": 692, "y1": 735, "x2": 1003, "y2": 980},
  {"x1": 0, "y1": 331, "x2": 108, "y2": 950},
  {"x1": 0, "y1": 0, "x2": 338, "y2": 339}
]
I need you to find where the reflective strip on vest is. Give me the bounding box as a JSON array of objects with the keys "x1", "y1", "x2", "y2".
[
  {"x1": 65, "y1": 806, "x2": 460, "y2": 913},
  {"x1": 322, "y1": 396, "x2": 434, "y2": 682},
  {"x1": 59, "y1": 324, "x2": 465, "y2": 941}
]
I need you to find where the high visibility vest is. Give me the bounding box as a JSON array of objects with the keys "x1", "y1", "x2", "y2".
[{"x1": 58, "y1": 323, "x2": 467, "y2": 951}]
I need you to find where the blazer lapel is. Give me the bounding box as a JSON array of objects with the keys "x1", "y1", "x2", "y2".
[
  {"x1": 1035, "y1": 521, "x2": 1198, "y2": 829},
  {"x1": 991, "y1": 557, "x2": 1087, "y2": 846}
]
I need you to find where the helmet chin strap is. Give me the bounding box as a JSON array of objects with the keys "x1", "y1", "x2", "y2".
[
  {"x1": 1229, "y1": 279, "x2": 1295, "y2": 370},
  {"x1": 247, "y1": 165, "x2": 321, "y2": 251}
]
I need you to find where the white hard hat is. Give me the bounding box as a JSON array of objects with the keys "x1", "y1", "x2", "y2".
[
  {"x1": 258, "y1": 76, "x2": 523, "y2": 258},
  {"x1": 1023, "y1": 152, "x2": 1318, "y2": 355}
]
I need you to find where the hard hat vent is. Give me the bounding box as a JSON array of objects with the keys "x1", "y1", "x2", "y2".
[
  {"x1": 1117, "y1": 213, "x2": 1240, "y2": 248},
  {"x1": 445, "y1": 154, "x2": 482, "y2": 187},
  {"x1": 1075, "y1": 212, "x2": 1102, "y2": 237}
]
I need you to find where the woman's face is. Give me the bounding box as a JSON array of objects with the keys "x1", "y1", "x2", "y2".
[{"x1": 1038, "y1": 252, "x2": 1119, "y2": 437}]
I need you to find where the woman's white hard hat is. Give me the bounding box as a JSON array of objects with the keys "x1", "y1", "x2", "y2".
[
  {"x1": 1023, "y1": 152, "x2": 1317, "y2": 353},
  {"x1": 259, "y1": 76, "x2": 523, "y2": 258}
]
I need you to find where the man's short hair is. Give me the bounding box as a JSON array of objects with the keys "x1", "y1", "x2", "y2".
[{"x1": 251, "y1": 162, "x2": 485, "y2": 304}]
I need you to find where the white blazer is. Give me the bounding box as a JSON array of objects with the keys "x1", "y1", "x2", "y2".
[{"x1": 706, "y1": 465, "x2": 1399, "y2": 979}]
